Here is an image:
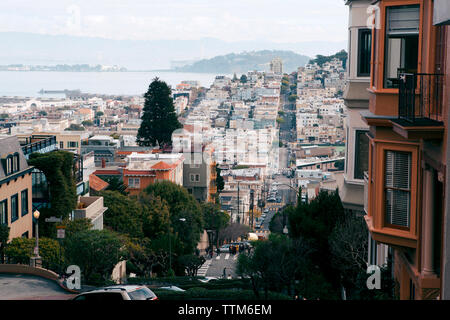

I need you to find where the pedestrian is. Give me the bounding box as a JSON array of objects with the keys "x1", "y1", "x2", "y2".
[
  {"x1": 223, "y1": 267, "x2": 227, "y2": 279},
  {"x1": 216, "y1": 247, "x2": 220, "y2": 256}
]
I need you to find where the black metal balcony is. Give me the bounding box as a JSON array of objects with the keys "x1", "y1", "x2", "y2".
[
  {"x1": 398, "y1": 73, "x2": 444, "y2": 125},
  {"x1": 21, "y1": 135, "x2": 57, "y2": 157}
]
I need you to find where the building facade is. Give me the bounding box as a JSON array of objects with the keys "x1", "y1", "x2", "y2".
[
  {"x1": 0, "y1": 136, "x2": 33, "y2": 240},
  {"x1": 362, "y1": 0, "x2": 449, "y2": 300}
]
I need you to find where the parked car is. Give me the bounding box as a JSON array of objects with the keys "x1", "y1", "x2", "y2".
[
  {"x1": 72, "y1": 285, "x2": 158, "y2": 301},
  {"x1": 219, "y1": 244, "x2": 231, "y2": 252},
  {"x1": 159, "y1": 286, "x2": 185, "y2": 292}
]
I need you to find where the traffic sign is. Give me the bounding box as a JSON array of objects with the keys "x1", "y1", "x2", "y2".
[{"x1": 57, "y1": 228, "x2": 65, "y2": 239}]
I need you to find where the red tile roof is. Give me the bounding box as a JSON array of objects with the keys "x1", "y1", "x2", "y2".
[
  {"x1": 89, "y1": 174, "x2": 109, "y2": 192},
  {"x1": 151, "y1": 161, "x2": 174, "y2": 170}
]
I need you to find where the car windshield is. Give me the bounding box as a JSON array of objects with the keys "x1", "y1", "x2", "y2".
[{"x1": 128, "y1": 288, "x2": 156, "y2": 300}]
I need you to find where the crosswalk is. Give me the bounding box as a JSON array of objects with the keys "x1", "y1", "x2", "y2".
[
  {"x1": 214, "y1": 253, "x2": 238, "y2": 261},
  {"x1": 197, "y1": 254, "x2": 239, "y2": 276},
  {"x1": 197, "y1": 259, "x2": 212, "y2": 276}
]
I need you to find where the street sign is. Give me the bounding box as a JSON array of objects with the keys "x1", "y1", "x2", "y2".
[
  {"x1": 45, "y1": 216, "x2": 62, "y2": 223},
  {"x1": 57, "y1": 228, "x2": 65, "y2": 239}
]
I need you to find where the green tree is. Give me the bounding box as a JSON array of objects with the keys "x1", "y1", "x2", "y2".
[
  {"x1": 288, "y1": 94, "x2": 297, "y2": 102},
  {"x1": 104, "y1": 176, "x2": 128, "y2": 195},
  {"x1": 101, "y1": 191, "x2": 144, "y2": 238},
  {"x1": 240, "y1": 74, "x2": 248, "y2": 83},
  {"x1": 64, "y1": 218, "x2": 93, "y2": 238},
  {"x1": 28, "y1": 151, "x2": 77, "y2": 237},
  {"x1": 139, "y1": 194, "x2": 171, "y2": 239},
  {"x1": 237, "y1": 234, "x2": 312, "y2": 299},
  {"x1": 202, "y1": 202, "x2": 230, "y2": 249},
  {"x1": 143, "y1": 181, "x2": 204, "y2": 255},
  {"x1": 215, "y1": 165, "x2": 225, "y2": 193},
  {"x1": 288, "y1": 189, "x2": 346, "y2": 296},
  {"x1": 95, "y1": 111, "x2": 104, "y2": 117},
  {"x1": 137, "y1": 78, "x2": 182, "y2": 147},
  {"x1": 81, "y1": 120, "x2": 94, "y2": 127},
  {"x1": 64, "y1": 229, "x2": 123, "y2": 285},
  {"x1": 0, "y1": 225, "x2": 10, "y2": 263},
  {"x1": 5, "y1": 237, "x2": 62, "y2": 271},
  {"x1": 123, "y1": 237, "x2": 164, "y2": 278},
  {"x1": 178, "y1": 254, "x2": 206, "y2": 276},
  {"x1": 65, "y1": 123, "x2": 85, "y2": 131}
]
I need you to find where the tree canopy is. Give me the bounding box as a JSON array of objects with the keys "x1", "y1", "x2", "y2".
[
  {"x1": 137, "y1": 78, "x2": 182, "y2": 147},
  {"x1": 143, "y1": 181, "x2": 204, "y2": 255}
]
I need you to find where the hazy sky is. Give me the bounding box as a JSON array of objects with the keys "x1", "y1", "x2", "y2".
[{"x1": 0, "y1": 0, "x2": 348, "y2": 43}]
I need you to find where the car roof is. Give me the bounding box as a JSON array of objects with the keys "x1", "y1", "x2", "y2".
[{"x1": 85, "y1": 285, "x2": 145, "y2": 293}]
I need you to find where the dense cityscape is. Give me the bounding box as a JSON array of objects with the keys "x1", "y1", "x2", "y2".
[{"x1": 0, "y1": 0, "x2": 449, "y2": 313}]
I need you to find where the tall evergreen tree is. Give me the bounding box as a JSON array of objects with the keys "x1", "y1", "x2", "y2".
[{"x1": 137, "y1": 78, "x2": 182, "y2": 147}]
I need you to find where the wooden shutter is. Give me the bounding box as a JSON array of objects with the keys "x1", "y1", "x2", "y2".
[{"x1": 384, "y1": 151, "x2": 411, "y2": 228}]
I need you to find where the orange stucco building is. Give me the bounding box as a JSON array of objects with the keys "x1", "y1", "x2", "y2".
[
  {"x1": 123, "y1": 152, "x2": 185, "y2": 195},
  {"x1": 362, "y1": 0, "x2": 449, "y2": 299}
]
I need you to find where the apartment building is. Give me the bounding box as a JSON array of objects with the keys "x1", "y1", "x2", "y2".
[
  {"x1": 362, "y1": 0, "x2": 449, "y2": 300},
  {"x1": 0, "y1": 136, "x2": 33, "y2": 240},
  {"x1": 123, "y1": 152, "x2": 184, "y2": 196}
]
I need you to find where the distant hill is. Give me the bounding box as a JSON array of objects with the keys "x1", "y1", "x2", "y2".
[
  {"x1": 173, "y1": 50, "x2": 311, "y2": 74},
  {"x1": 0, "y1": 32, "x2": 345, "y2": 70},
  {"x1": 309, "y1": 50, "x2": 348, "y2": 68}
]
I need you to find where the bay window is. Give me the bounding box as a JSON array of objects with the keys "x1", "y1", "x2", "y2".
[
  {"x1": 384, "y1": 150, "x2": 412, "y2": 228},
  {"x1": 384, "y1": 5, "x2": 420, "y2": 88}
]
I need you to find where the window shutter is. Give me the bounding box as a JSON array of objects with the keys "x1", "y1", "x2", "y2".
[
  {"x1": 385, "y1": 151, "x2": 411, "y2": 228},
  {"x1": 387, "y1": 6, "x2": 420, "y2": 35}
]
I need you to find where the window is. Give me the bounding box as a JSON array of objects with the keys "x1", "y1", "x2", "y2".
[
  {"x1": 384, "y1": 5, "x2": 420, "y2": 88},
  {"x1": 195, "y1": 174, "x2": 200, "y2": 182},
  {"x1": 4, "y1": 154, "x2": 19, "y2": 175},
  {"x1": 354, "y1": 130, "x2": 369, "y2": 180},
  {"x1": 22, "y1": 231, "x2": 29, "y2": 238},
  {"x1": 11, "y1": 194, "x2": 18, "y2": 223},
  {"x1": 21, "y1": 189, "x2": 28, "y2": 216},
  {"x1": 384, "y1": 150, "x2": 412, "y2": 228},
  {"x1": 67, "y1": 141, "x2": 78, "y2": 148},
  {"x1": 60, "y1": 141, "x2": 64, "y2": 149},
  {"x1": 0, "y1": 200, "x2": 7, "y2": 225},
  {"x1": 6, "y1": 157, "x2": 12, "y2": 174},
  {"x1": 12, "y1": 154, "x2": 19, "y2": 172},
  {"x1": 128, "y1": 178, "x2": 140, "y2": 188},
  {"x1": 358, "y1": 29, "x2": 372, "y2": 76}
]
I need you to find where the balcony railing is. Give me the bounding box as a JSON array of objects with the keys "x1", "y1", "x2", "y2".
[
  {"x1": 21, "y1": 136, "x2": 57, "y2": 157},
  {"x1": 398, "y1": 73, "x2": 444, "y2": 124}
]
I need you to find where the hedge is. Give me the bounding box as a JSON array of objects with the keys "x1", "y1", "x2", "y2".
[{"x1": 152, "y1": 287, "x2": 291, "y2": 300}]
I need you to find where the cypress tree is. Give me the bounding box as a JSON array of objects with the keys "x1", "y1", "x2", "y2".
[{"x1": 137, "y1": 78, "x2": 182, "y2": 147}]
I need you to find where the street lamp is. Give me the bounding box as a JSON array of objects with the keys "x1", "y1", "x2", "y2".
[{"x1": 33, "y1": 210, "x2": 40, "y2": 258}]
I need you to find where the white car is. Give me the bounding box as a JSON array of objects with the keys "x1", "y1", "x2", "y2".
[{"x1": 72, "y1": 285, "x2": 158, "y2": 301}]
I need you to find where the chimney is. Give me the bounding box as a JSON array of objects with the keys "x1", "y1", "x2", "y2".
[{"x1": 101, "y1": 158, "x2": 106, "y2": 168}]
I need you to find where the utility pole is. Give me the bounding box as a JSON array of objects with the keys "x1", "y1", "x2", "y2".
[
  {"x1": 237, "y1": 181, "x2": 240, "y2": 224},
  {"x1": 250, "y1": 189, "x2": 254, "y2": 229}
]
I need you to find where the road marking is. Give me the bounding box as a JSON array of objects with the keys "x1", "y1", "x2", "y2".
[
  {"x1": 225, "y1": 254, "x2": 230, "y2": 260},
  {"x1": 216, "y1": 255, "x2": 221, "y2": 260},
  {"x1": 197, "y1": 259, "x2": 212, "y2": 276},
  {"x1": 233, "y1": 255, "x2": 238, "y2": 261}
]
